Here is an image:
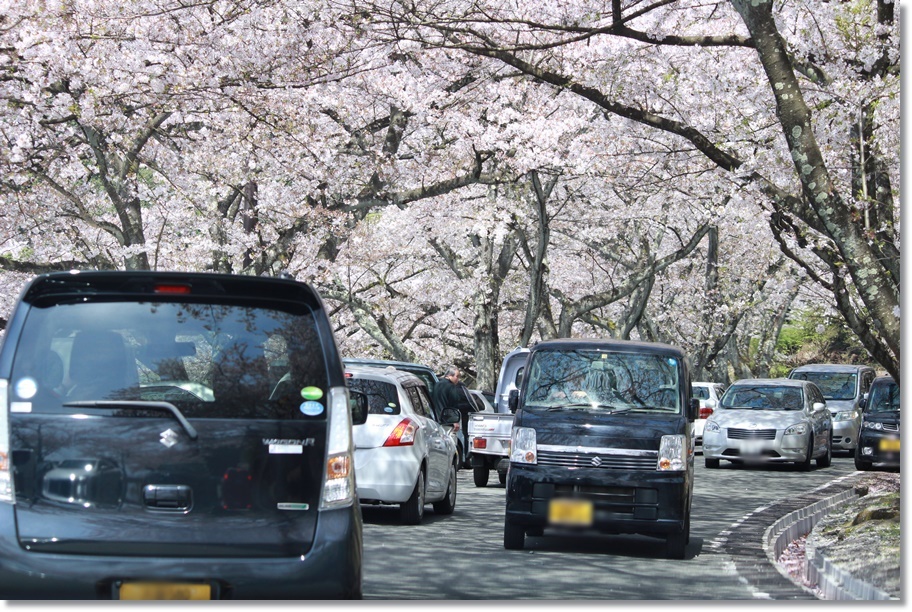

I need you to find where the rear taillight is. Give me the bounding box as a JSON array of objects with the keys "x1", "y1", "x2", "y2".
[
  {"x1": 320, "y1": 386, "x2": 356, "y2": 510},
  {"x1": 383, "y1": 419, "x2": 417, "y2": 446},
  {"x1": 699, "y1": 406, "x2": 714, "y2": 420},
  {"x1": 0, "y1": 379, "x2": 12, "y2": 503}
]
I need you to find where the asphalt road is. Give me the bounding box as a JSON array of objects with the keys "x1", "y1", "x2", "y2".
[{"x1": 360, "y1": 452, "x2": 858, "y2": 600}]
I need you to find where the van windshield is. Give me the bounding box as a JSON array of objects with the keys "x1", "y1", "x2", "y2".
[
  {"x1": 790, "y1": 371, "x2": 857, "y2": 400},
  {"x1": 867, "y1": 381, "x2": 900, "y2": 413},
  {"x1": 10, "y1": 300, "x2": 329, "y2": 419},
  {"x1": 523, "y1": 349, "x2": 681, "y2": 413}
]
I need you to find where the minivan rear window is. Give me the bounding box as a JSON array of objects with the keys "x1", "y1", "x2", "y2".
[{"x1": 9, "y1": 300, "x2": 329, "y2": 419}]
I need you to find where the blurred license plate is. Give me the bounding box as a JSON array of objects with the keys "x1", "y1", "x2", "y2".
[
  {"x1": 879, "y1": 439, "x2": 900, "y2": 452},
  {"x1": 118, "y1": 582, "x2": 211, "y2": 600},
  {"x1": 548, "y1": 499, "x2": 593, "y2": 527}
]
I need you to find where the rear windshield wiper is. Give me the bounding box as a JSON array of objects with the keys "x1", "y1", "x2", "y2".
[{"x1": 61, "y1": 400, "x2": 198, "y2": 441}]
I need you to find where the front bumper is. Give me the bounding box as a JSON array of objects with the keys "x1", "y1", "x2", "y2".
[
  {"x1": 857, "y1": 430, "x2": 900, "y2": 467},
  {"x1": 0, "y1": 504, "x2": 362, "y2": 599},
  {"x1": 831, "y1": 419, "x2": 860, "y2": 450},
  {"x1": 703, "y1": 430, "x2": 808, "y2": 463},
  {"x1": 504, "y1": 463, "x2": 690, "y2": 537}
]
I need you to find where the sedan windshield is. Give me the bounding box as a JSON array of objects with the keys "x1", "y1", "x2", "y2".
[
  {"x1": 524, "y1": 349, "x2": 681, "y2": 413},
  {"x1": 721, "y1": 386, "x2": 804, "y2": 411}
]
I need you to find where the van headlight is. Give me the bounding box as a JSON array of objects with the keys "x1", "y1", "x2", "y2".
[
  {"x1": 834, "y1": 411, "x2": 857, "y2": 422},
  {"x1": 510, "y1": 427, "x2": 537, "y2": 464},
  {"x1": 658, "y1": 435, "x2": 687, "y2": 471}
]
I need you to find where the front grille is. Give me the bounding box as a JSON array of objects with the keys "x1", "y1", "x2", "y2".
[
  {"x1": 883, "y1": 423, "x2": 899, "y2": 432},
  {"x1": 728, "y1": 428, "x2": 776, "y2": 440},
  {"x1": 537, "y1": 449, "x2": 657, "y2": 471}
]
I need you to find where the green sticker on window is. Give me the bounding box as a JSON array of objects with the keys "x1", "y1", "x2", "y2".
[{"x1": 300, "y1": 386, "x2": 324, "y2": 400}]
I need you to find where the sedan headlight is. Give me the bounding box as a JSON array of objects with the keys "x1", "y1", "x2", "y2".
[
  {"x1": 863, "y1": 421, "x2": 884, "y2": 431},
  {"x1": 784, "y1": 423, "x2": 808, "y2": 436},
  {"x1": 510, "y1": 427, "x2": 537, "y2": 464},
  {"x1": 705, "y1": 421, "x2": 721, "y2": 433},
  {"x1": 834, "y1": 411, "x2": 857, "y2": 422}
]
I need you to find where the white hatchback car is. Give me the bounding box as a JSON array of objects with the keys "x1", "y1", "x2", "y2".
[
  {"x1": 345, "y1": 366, "x2": 460, "y2": 524},
  {"x1": 692, "y1": 382, "x2": 725, "y2": 449}
]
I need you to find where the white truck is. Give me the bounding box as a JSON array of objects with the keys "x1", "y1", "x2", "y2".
[{"x1": 467, "y1": 347, "x2": 529, "y2": 486}]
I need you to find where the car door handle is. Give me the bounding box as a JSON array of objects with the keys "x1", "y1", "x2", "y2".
[{"x1": 143, "y1": 484, "x2": 192, "y2": 511}]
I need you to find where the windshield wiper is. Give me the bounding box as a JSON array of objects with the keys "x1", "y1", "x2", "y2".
[
  {"x1": 61, "y1": 400, "x2": 198, "y2": 441},
  {"x1": 547, "y1": 403, "x2": 634, "y2": 414}
]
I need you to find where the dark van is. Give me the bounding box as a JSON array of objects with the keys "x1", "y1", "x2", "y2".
[
  {"x1": 504, "y1": 338, "x2": 697, "y2": 559},
  {"x1": 0, "y1": 271, "x2": 366, "y2": 599}
]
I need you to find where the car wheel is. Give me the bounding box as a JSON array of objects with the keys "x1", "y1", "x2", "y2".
[
  {"x1": 817, "y1": 439, "x2": 832, "y2": 468},
  {"x1": 400, "y1": 471, "x2": 425, "y2": 525},
  {"x1": 854, "y1": 447, "x2": 871, "y2": 471},
  {"x1": 503, "y1": 516, "x2": 525, "y2": 550},
  {"x1": 498, "y1": 470, "x2": 507, "y2": 485},
  {"x1": 798, "y1": 439, "x2": 813, "y2": 471},
  {"x1": 473, "y1": 465, "x2": 489, "y2": 487},
  {"x1": 704, "y1": 457, "x2": 720, "y2": 469},
  {"x1": 433, "y1": 462, "x2": 458, "y2": 515}
]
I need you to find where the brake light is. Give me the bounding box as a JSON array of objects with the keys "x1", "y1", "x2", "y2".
[
  {"x1": 320, "y1": 386, "x2": 356, "y2": 510},
  {"x1": 699, "y1": 406, "x2": 714, "y2": 420},
  {"x1": 0, "y1": 380, "x2": 12, "y2": 503},
  {"x1": 383, "y1": 419, "x2": 417, "y2": 446},
  {"x1": 154, "y1": 283, "x2": 191, "y2": 294},
  {"x1": 473, "y1": 438, "x2": 487, "y2": 449}
]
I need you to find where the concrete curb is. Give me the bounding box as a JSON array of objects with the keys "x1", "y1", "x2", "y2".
[{"x1": 761, "y1": 476, "x2": 895, "y2": 600}]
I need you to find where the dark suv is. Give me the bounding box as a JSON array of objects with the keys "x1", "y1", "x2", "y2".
[
  {"x1": 855, "y1": 376, "x2": 900, "y2": 471},
  {"x1": 0, "y1": 271, "x2": 366, "y2": 599}
]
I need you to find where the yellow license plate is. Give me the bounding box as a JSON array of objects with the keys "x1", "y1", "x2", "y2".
[
  {"x1": 548, "y1": 498, "x2": 593, "y2": 527},
  {"x1": 119, "y1": 582, "x2": 212, "y2": 600},
  {"x1": 879, "y1": 439, "x2": 900, "y2": 452}
]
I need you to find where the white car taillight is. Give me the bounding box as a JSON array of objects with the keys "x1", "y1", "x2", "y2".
[
  {"x1": 320, "y1": 386, "x2": 356, "y2": 510},
  {"x1": 0, "y1": 379, "x2": 12, "y2": 503},
  {"x1": 510, "y1": 427, "x2": 537, "y2": 464},
  {"x1": 657, "y1": 434, "x2": 687, "y2": 471},
  {"x1": 383, "y1": 419, "x2": 417, "y2": 446}
]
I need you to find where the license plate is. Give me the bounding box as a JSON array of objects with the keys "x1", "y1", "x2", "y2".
[
  {"x1": 118, "y1": 582, "x2": 212, "y2": 600},
  {"x1": 879, "y1": 438, "x2": 900, "y2": 452},
  {"x1": 548, "y1": 498, "x2": 593, "y2": 527}
]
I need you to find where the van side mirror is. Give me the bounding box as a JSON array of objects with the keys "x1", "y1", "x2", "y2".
[
  {"x1": 349, "y1": 391, "x2": 369, "y2": 426},
  {"x1": 812, "y1": 402, "x2": 826, "y2": 413},
  {"x1": 508, "y1": 389, "x2": 519, "y2": 413},
  {"x1": 687, "y1": 398, "x2": 700, "y2": 422}
]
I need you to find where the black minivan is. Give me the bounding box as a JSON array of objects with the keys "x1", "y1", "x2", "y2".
[
  {"x1": 0, "y1": 271, "x2": 366, "y2": 599},
  {"x1": 504, "y1": 339, "x2": 697, "y2": 558}
]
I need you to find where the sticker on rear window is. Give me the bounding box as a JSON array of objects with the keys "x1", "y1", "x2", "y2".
[
  {"x1": 300, "y1": 386, "x2": 323, "y2": 400},
  {"x1": 300, "y1": 401, "x2": 324, "y2": 416},
  {"x1": 15, "y1": 378, "x2": 37, "y2": 400}
]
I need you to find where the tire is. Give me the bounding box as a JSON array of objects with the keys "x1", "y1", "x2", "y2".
[
  {"x1": 498, "y1": 471, "x2": 507, "y2": 485},
  {"x1": 433, "y1": 463, "x2": 458, "y2": 515},
  {"x1": 503, "y1": 516, "x2": 525, "y2": 550},
  {"x1": 854, "y1": 447, "x2": 871, "y2": 471},
  {"x1": 666, "y1": 518, "x2": 689, "y2": 559},
  {"x1": 798, "y1": 439, "x2": 813, "y2": 471},
  {"x1": 473, "y1": 465, "x2": 490, "y2": 487},
  {"x1": 400, "y1": 471, "x2": 425, "y2": 525},
  {"x1": 705, "y1": 457, "x2": 720, "y2": 469},
  {"x1": 817, "y1": 439, "x2": 832, "y2": 468}
]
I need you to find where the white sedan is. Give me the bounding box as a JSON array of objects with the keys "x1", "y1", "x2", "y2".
[
  {"x1": 346, "y1": 366, "x2": 460, "y2": 524},
  {"x1": 692, "y1": 382, "x2": 725, "y2": 449},
  {"x1": 703, "y1": 378, "x2": 833, "y2": 470}
]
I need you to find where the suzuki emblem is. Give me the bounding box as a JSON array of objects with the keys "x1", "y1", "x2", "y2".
[{"x1": 160, "y1": 428, "x2": 179, "y2": 448}]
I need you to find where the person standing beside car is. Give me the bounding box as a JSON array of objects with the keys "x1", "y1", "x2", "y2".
[{"x1": 432, "y1": 366, "x2": 474, "y2": 461}]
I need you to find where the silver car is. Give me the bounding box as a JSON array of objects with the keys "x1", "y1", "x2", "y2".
[
  {"x1": 788, "y1": 363, "x2": 876, "y2": 452},
  {"x1": 703, "y1": 378, "x2": 833, "y2": 470}
]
